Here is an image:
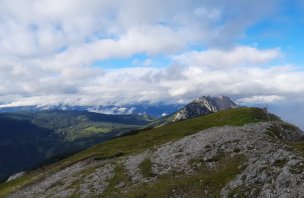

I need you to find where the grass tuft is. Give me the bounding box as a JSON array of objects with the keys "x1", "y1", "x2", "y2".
[
  {"x1": 102, "y1": 164, "x2": 131, "y2": 198},
  {"x1": 139, "y1": 158, "x2": 155, "y2": 178}
]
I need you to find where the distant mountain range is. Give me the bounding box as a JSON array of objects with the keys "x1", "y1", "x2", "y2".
[
  {"x1": 0, "y1": 103, "x2": 183, "y2": 118},
  {"x1": 0, "y1": 96, "x2": 237, "y2": 121}
]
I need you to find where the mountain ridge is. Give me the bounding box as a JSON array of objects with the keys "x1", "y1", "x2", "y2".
[{"x1": 0, "y1": 103, "x2": 183, "y2": 118}]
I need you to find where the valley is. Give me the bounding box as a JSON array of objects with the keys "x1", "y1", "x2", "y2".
[{"x1": 0, "y1": 110, "x2": 154, "y2": 181}]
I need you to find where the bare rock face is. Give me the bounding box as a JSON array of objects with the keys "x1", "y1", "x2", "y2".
[
  {"x1": 6, "y1": 171, "x2": 26, "y2": 182},
  {"x1": 172, "y1": 96, "x2": 238, "y2": 122}
]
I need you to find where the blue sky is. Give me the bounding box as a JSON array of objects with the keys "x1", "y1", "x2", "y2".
[
  {"x1": 0, "y1": 0, "x2": 304, "y2": 127},
  {"x1": 94, "y1": 0, "x2": 304, "y2": 70},
  {"x1": 241, "y1": 2, "x2": 304, "y2": 65}
]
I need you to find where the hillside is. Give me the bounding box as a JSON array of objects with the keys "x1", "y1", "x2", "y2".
[
  {"x1": 1, "y1": 110, "x2": 154, "y2": 139},
  {"x1": 0, "y1": 111, "x2": 154, "y2": 181},
  {"x1": 0, "y1": 117, "x2": 57, "y2": 181},
  {"x1": 2, "y1": 107, "x2": 302, "y2": 197}
]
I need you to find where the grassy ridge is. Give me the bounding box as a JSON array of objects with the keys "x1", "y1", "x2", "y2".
[
  {"x1": 0, "y1": 107, "x2": 276, "y2": 197},
  {"x1": 75, "y1": 107, "x2": 277, "y2": 161}
]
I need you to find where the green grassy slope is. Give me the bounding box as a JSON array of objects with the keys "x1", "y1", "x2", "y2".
[
  {"x1": 0, "y1": 107, "x2": 278, "y2": 197},
  {"x1": 2, "y1": 110, "x2": 154, "y2": 140},
  {"x1": 0, "y1": 110, "x2": 155, "y2": 182},
  {"x1": 75, "y1": 107, "x2": 278, "y2": 161}
]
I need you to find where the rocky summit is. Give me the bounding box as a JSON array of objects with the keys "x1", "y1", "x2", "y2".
[{"x1": 172, "y1": 96, "x2": 239, "y2": 122}]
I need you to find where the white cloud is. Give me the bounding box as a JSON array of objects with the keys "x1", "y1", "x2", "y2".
[
  {"x1": 88, "y1": 106, "x2": 136, "y2": 115},
  {"x1": 41, "y1": 25, "x2": 188, "y2": 69},
  {"x1": 0, "y1": 0, "x2": 279, "y2": 57},
  {"x1": 1, "y1": 0, "x2": 303, "y2": 110},
  {"x1": 1, "y1": 52, "x2": 304, "y2": 108},
  {"x1": 236, "y1": 95, "x2": 286, "y2": 104},
  {"x1": 193, "y1": 7, "x2": 221, "y2": 20},
  {"x1": 173, "y1": 46, "x2": 281, "y2": 68}
]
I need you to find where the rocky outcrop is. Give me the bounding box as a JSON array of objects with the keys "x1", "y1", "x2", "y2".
[
  {"x1": 172, "y1": 96, "x2": 238, "y2": 122},
  {"x1": 8, "y1": 121, "x2": 304, "y2": 198},
  {"x1": 6, "y1": 171, "x2": 26, "y2": 182}
]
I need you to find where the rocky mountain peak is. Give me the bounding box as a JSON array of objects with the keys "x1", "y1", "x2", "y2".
[{"x1": 172, "y1": 95, "x2": 238, "y2": 122}]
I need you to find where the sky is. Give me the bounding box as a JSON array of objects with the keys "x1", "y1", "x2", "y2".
[{"x1": 0, "y1": 0, "x2": 304, "y2": 127}]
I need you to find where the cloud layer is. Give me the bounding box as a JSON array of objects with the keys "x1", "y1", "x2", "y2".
[
  {"x1": 1, "y1": 0, "x2": 304, "y2": 109},
  {"x1": 1, "y1": 45, "x2": 304, "y2": 107}
]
